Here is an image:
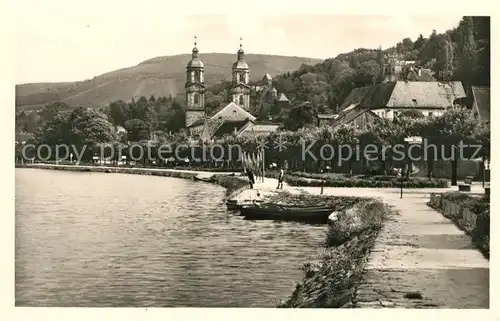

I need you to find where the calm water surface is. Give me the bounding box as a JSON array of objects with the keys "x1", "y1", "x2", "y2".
[{"x1": 15, "y1": 168, "x2": 326, "y2": 307}]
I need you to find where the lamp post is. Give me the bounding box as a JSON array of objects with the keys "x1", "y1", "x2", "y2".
[
  {"x1": 402, "y1": 136, "x2": 423, "y2": 199},
  {"x1": 484, "y1": 157, "x2": 490, "y2": 188}
]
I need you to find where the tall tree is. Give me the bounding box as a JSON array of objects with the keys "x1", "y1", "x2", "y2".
[
  {"x1": 413, "y1": 34, "x2": 426, "y2": 51},
  {"x1": 283, "y1": 102, "x2": 317, "y2": 131},
  {"x1": 455, "y1": 16, "x2": 478, "y2": 87},
  {"x1": 432, "y1": 107, "x2": 482, "y2": 185}
]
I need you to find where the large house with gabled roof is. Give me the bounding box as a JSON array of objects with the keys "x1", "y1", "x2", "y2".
[{"x1": 327, "y1": 79, "x2": 467, "y2": 130}]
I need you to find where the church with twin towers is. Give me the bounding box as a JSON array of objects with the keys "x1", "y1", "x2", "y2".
[{"x1": 184, "y1": 37, "x2": 290, "y2": 139}]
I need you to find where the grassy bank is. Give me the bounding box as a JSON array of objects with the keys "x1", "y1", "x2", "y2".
[
  {"x1": 278, "y1": 199, "x2": 391, "y2": 308},
  {"x1": 266, "y1": 171, "x2": 449, "y2": 188},
  {"x1": 428, "y1": 192, "x2": 490, "y2": 258}
]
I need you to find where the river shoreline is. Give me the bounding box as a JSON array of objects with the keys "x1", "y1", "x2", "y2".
[
  {"x1": 16, "y1": 163, "x2": 384, "y2": 308},
  {"x1": 16, "y1": 163, "x2": 249, "y2": 196}
]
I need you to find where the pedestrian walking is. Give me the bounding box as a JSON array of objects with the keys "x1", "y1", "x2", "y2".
[
  {"x1": 247, "y1": 168, "x2": 255, "y2": 189},
  {"x1": 277, "y1": 167, "x2": 284, "y2": 189}
]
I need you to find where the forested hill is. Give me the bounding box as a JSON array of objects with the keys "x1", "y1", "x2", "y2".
[
  {"x1": 15, "y1": 16, "x2": 489, "y2": 137},
  {"x1": 268, "y1": 16, "x2": 489, "y2": 114},
  {"x1": 15, "y1": 53, "x2": 322, "y2": 111}
]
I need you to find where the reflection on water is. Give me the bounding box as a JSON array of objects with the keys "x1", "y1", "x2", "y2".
[{"x1": 15, "y1": 169, "x2": 326, "y2": 307}]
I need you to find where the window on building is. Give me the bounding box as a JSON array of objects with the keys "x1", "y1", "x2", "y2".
[
  {"x1": 194, "y1": 71, "x2": 201, "y2": 83},
  {"x1": 194, "y1": 93, "x2": 199, "y2": 104},
  {"x1": 394, "y1": 111, "x2": 398, "y2": 117},
  {"x1": 239, "y1": 96, "x2": 244, "y2": 106},
  {"x1": 238, "y1": 73, "x2": 244, "y2": 83}
]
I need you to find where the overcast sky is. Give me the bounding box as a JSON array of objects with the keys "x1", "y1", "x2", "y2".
[{"x1": 14, "y1": 0, "x2": 462, "y2": 84}]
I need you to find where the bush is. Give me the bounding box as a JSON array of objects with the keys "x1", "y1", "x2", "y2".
[
  {"x1": 267, "y1": 192, "x2": 364, "y2": 209},
  {"x1": 326, "y1": 201, "x2": 387, "y2": 246},
  {"x1": 214, "y1": 175, "x2": 248, "y2": 196},
  {"x1": 429, "y1": 192, "x2": 490, "y2": 258},
  {"x1": 441, "y1": 192, "x2": 490, "y2": 214},
  {"x1": 270, "y1": 171, "x2": 449, "y2": 188}
]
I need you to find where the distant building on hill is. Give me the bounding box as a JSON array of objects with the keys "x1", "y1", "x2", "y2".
[
  {"x1": 382, "y1": 54, "x2": 435, "y2": 82},
  {"x1": 250, "y1": 74, "x2": 290, "y2": 118}
]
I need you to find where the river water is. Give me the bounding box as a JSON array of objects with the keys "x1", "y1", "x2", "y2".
[{"x1": 15, "y1": 168, "x2": 326, "y2": 307}]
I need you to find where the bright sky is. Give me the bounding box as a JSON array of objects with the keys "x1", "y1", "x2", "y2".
[{"x1": 14, "y1": 0, "x2": 462, "y2": 84}]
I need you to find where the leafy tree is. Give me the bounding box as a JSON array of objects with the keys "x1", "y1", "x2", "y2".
[
  {"x1": 283, "y1": 102, "x2": 317, "y2": 131},
  {"x1": 432, "y1": 107, "x2": 482, "y2": 185},
  {"x1": 33, "y1": 107, "x2": 117, "y2": 160},
  {"x1": 205, "y1": 92, "x2": 224, "y2": 114},
  {"x1": 124, "y1": 118, "x2": 150, "y2": 142},
  {"x1": 455, "y1": 16, "x2": 479, "y2": 87},
  {"x1": 107, "y1": 100, "x2": 129, "y2": 126},
  {"x1": 34, "y1": 110, "x2": 72, "y2": 147},
  {"x1": 396, "y1": 37, "x2": 414, "y2": 54},
  {"x1": 38, "y1": 102, "x2": 71, "y2": 123},
  {"x1": 413, "y1": 34, "x2": 426, "y2": 51},
  {"x1": 399, "y1": 109, "x2": 425, "y2": 118},
  {"x1": 333, "y1": 124, "x2": 359, "y2": 174},
  {"x1": 68, "y1": 107, "x2": 117, "y2": 148}
]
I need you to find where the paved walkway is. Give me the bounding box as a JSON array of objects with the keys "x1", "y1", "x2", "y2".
[
  {"x1": 296, "y1": 186, "x2": 489, "y2": 308},
  {"x1": 232, "y1": 178, "x2": 489, "y2": 307}
]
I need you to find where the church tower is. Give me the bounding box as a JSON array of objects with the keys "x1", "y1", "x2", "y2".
[
  {"x1": 230, "y1": 38, "x2": 251, "y2": 111},
  {"x1": 185, "y1": 37, "x2": 206, "y2": 128}
]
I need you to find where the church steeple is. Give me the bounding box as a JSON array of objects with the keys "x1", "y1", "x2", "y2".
[
  {"x1": 185, "y1": 36, "x2": 206, "y2": 128},
  {"x1": 231, "y1": 37, "x2": 250, "y2": 110}
]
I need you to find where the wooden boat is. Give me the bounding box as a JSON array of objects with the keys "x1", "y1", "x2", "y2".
[
  {"x1": 225, "y1": 199, "x2": 264, "y2": 211},
  {"x1": 194, "y1": 175, "x2": 215, "y2": 183},
  {"x1": 240, "y1": 203, "x2": 335, "y2": 223}
]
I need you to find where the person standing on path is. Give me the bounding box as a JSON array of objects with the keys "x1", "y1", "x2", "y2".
[
  {"x1": 277, "y1": 167, "x2": 284, "y2": 189},
  {"x1": 247, "y1": 168, "x2": 255, "y2": 189}
]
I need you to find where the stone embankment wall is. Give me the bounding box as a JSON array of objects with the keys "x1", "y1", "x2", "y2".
[{"x1": 429, "y1": 192, "x2": 489, "y2": 258}]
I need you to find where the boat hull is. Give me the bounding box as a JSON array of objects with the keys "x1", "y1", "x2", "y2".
[
  {"x1": 225, "y1": 199, "x2": 264, "y2": 211},
  {"x1": 240, "y1": 204, "x2": 335, "y2": 223}
]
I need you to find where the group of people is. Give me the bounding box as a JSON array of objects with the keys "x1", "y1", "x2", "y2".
[{"x1": 245, "y1": 167, "x2": 284, "y2": 190}]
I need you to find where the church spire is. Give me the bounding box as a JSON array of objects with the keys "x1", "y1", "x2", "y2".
[
  {"x1": 237, "y1": 37, "x2": 244, "y2": 60},
  {"x1": 192, "y1": 36, "x2": 199, "y2": 58}
]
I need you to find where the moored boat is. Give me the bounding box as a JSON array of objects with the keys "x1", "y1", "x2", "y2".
[
  {"x1": 225, "y1": 199, "x2": 264, "y2": 211},
  {"x1": 240, "y1": 203, "x2": 335, "y2": 223},
  {"x1": 194, "y1": 175, "x2": 215, "y2": 183}
]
